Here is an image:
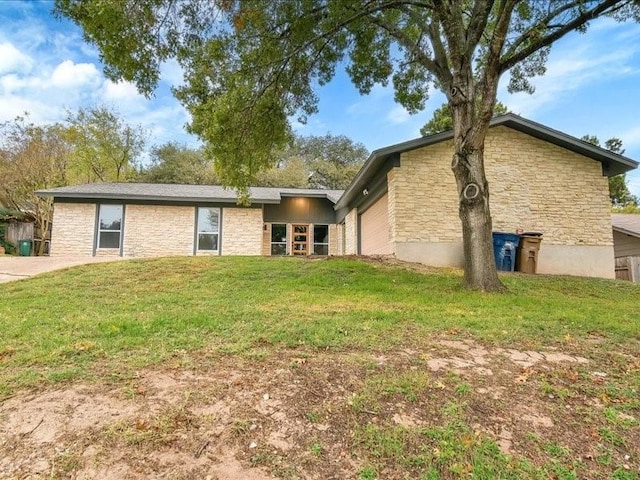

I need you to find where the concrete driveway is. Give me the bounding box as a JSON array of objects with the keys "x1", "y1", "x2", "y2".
[{"x1": 0, "y1": 256, "x2": 124, "y2": 283}]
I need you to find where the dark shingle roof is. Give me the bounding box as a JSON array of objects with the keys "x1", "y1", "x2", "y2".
[
  {"x1": 612, "y1": 214, "x2": 640, "y2": 238},
  {"x1": 36, "y1": 183, "x2": 344, "y2": 205}
]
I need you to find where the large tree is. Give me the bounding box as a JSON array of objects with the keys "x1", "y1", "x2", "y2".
[
  {"x1": 137, "y1": 142, "x2": 218, "y2": 185},
  {"x1": 421, "y1": 101, "x2": 509, "y2": 136},
  {"x1": 56, "y1": 0, "x2": 640, "y2": 290},
  {"x1": 66, "y1": 106, "x2": 146, "y2": 183},
  {"x1": 0, "y1": 118, "x2": 70, "y2": 255}
]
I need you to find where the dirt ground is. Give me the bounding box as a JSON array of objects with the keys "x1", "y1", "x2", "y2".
[{"x1": 1, "y1": 336, "x2": 637, "y2": 479}]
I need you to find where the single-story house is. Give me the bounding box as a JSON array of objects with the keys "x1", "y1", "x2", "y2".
[{"x1": 37, "y1": 114, "x2": 638, "y2": 279}]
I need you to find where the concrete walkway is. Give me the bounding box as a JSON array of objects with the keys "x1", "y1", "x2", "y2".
[{"x1": 0, "y1": 256, "x2": 124, "y2": 283}]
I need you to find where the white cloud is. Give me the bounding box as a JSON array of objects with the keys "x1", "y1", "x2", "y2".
[
  {"x1": 502, "y1": 25, "x2": 640, "y2": 116},
  {"x1": 0, "y1": 42, "x2": 33, "y2": 74},
  {"x1": 102, "y1": 79, "x2": 144, "y2": 102},
  {"x1": 160, "y1": 59, "x2": 185, "y2": 86},
  {"x1": 619, "y1": 123, "x2": 640, "y2": 149},
  {"x1": 50, "y1": 60, "x2": 101, "y2": 89},
  {"x1": 386, "y1": 105, "x2": 411, "y2": 125}
]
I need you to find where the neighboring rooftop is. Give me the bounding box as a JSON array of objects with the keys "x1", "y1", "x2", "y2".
[
  {"x1": 36, "y1": 183, "x2": 345, "y2": 205},
  {"x1": 612, "y1": 213, "x2": 640, "y2": 238}
]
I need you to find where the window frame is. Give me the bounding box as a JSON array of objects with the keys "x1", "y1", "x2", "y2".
[
  {"x1": 196, "y1": 207, "x2": 221, "y2": 252},
  {"x1": 312, "y1": 224, "x2": 330, "y2": 256},
  {"x1": 270, "y1": 223, "x2": 288, "y2": 256},
  {"x1": 96, "y1": 204, "x2": 124, "y2": 252}
]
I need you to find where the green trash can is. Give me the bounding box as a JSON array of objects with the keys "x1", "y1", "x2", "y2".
[{"x1": 18, "y1": 239, "x2": 32, "y2": 256}]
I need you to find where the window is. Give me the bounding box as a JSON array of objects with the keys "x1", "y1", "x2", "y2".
[
  {"x1": 197, "y1": 207, "x2": 220, "y2": 250},
  {"x1": 313, "y1": 224, "x2": 329, "y2": 255},
  {"x1": 98, "y1": 204, "x2": 123, "y2": 249},
  {"x1": 271, "y1": 224, "x2": 287, "y2": 255}
]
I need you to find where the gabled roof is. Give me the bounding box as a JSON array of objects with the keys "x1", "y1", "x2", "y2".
[
  {"x1": 612, "y1": 214, "x2": 640, "y2": 238},
  {"x1": 335, "y1": 113, "x2": 638, "y2": 211},
  {"x1": 36, "y1": 183, "x2": 344, "y2": 205}
]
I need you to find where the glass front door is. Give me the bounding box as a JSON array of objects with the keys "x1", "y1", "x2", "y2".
[{"x1": 292, "y1": 224, "x2": 309, "y2": 255}]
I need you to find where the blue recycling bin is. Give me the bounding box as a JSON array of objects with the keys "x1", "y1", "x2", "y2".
[{"x1": 492, "y1": 232, "x2": 520, "y2": 272}]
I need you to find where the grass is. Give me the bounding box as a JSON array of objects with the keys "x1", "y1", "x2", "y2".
[
  {"x1": 0, "y1": 256, "x2": 639, "y2": 395},
  {"x1": 1, "y1": 255, "x2": 639, "y2": 478}
]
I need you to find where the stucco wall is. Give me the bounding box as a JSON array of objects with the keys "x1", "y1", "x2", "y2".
[
  {"x1": 50, "y1": 202, "x2": 96, "y2": 256},
  {"x1": 391, "y1": 126, "x2": 614, "y2": 278},
  {"x1": 221, "y1": 207, "x2": 263, "y2": 255},
  {"x1": 123, "y1": 205, "x2": 195, "y2": 257}
]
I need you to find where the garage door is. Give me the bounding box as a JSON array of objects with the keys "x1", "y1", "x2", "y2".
[{"x1": 360, "y1": 193, "x2": 392, "y2": 255}]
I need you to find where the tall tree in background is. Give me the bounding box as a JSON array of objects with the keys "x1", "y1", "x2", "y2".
[
  {"x1": 421, "y1": 101, "x2": 509, "y2": 136},
  {"x1": 581, "y1": 135, "x2": 638, "y2": 207},
  {"x1": 66, "y1": 106, "x2": 146, "y2": 183},
  {"x1": 296, "y1": 134, "x2": 368, "y2": 190},
  {"x1": 137, "y1": 143, "x2": 218, "y2": 185},
  {"x1": 0, "y1": 118, "x2": 70, "y2": 255},
  {"x1": 56, "y1": 0, "x2": 640, "y2": 290}
]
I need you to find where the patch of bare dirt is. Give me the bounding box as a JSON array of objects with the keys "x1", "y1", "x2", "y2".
[{"x1": 1, "y1": 337, "x2": 638, "y2": 479}]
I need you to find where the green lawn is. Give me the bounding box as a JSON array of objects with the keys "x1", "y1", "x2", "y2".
[
  {"x1": 1, "y1": 257, "x2": 639, "y2": 479},
  {"x1": 1, "y1": 256, "x2": 638, "y2": 395}
]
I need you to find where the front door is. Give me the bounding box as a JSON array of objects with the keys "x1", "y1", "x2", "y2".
[{"x1": 292, "y1": 224, "x2": 309, "y2": 255}]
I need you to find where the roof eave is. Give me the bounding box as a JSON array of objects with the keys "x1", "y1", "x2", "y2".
[
  {"x1": 613, "y1": 226, "x2": 640, "y2": 239},
  {"x1": 36, "y1": 191, "x2": 281, "y2": 204}
]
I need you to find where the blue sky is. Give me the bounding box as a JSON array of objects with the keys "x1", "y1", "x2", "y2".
[{"x1": 1, "y1": 1, "x2": 640, "y2": 196}]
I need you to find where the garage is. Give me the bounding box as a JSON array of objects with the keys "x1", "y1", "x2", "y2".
[{"x1": 359, "y1": 192, "x2": 392, "y2": 255}]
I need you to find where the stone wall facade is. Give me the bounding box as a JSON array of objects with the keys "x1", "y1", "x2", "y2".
[
  {"x1": 344, "y1": 208, "x2": 358, "y2": 255},
  {"x1": 123, "y1": 205, "x2": 195, "y2": 257},
  {"x1": 220, "y1": 207, "x2": 264, "y2": 255},
  {"x1": 390, "y1": 126, "x2": 614, "y2": 277},
  {"x1": 50, "y1": 202, "x2": 96, "y2": 256}
]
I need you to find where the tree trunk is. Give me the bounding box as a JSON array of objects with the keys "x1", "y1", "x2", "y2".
[
  {"x1": 455, "y1": 149, "x2": 505, "y2": 292},
  {"x1": 450, "y1": 97, "x2": 505, "y2": 292}
]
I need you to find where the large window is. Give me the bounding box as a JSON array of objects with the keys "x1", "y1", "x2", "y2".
[
  {"x1": 271, "y1": 224, "x2": 287, "y2": 255},
  {"x1": 313, "y1": 224, "x2": 329, "y2": 255},
  {"x1": 197, "y1": 207, "x2": 220, "y2": 251},
  {"x1": 98, "y1": 204, "x2": 123, "y2": 249}
]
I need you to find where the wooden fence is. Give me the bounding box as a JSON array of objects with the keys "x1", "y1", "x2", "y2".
[
  {"x1": 6, "y1": 221, "x2": 34, "y2": 247},
  {"x1": 615, "y1": 256, "x2": 640, "y2": 283}
]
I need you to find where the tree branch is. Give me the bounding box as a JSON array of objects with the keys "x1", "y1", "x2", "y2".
[{"x1": 500, "y1": 0, "x2": 624, "y2": 73}]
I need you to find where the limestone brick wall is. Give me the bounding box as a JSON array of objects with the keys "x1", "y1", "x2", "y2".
[
  {"x1": 336, "y1": 223, "x2": 345, "y2": 255},
  {"x1": 393, "y1": 126, "x2": 613, "y2": 246},
  {"x1": 262, "y1": 223, "x2": 272, "y2": 256},
  {"x1": 50, "y1": 202, "x2": 96, "y2": 256},
  {"x1": 221, "y1": 207, "x2": 263, "y2": 255},
  {"x1": 329, "y1": 224, "x2": 338, "y2": 256},
  {"x1": 123, "y1": 205, "x2": 195, "y2": 257},
  {"x1": 344, "y1": 208, "x2": 358, "y2": 254}
]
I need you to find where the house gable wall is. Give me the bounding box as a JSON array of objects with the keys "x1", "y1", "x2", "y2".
[{"x1": 390, "y1": 126, "x2": 614, "y2": 277}]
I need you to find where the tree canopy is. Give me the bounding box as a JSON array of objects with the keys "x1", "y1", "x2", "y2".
[
  {"x1": 0, "y1": 107, "x2": 146, "y2": 254},
  {"x1": 55, "y1": 0, "x2": 640, "y2": 290},
  {"x1": 581, "y1": 135, "x2": 638, "y2": 208}
]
